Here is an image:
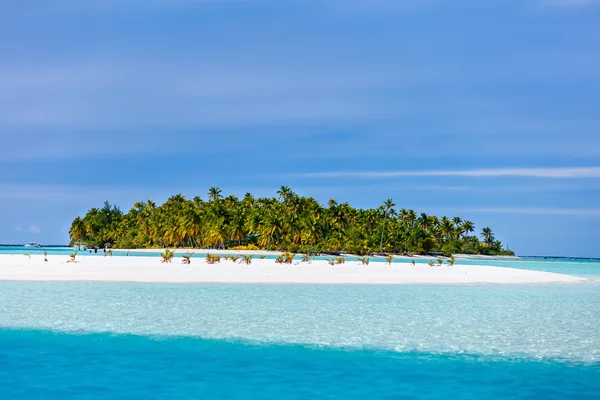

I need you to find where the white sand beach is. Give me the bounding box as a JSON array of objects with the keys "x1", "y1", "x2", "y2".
[{"x1": 0, "y1": 254, "x2": 587, "y2": 285}]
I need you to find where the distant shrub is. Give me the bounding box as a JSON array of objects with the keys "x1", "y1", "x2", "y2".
[{"x1": 442, "y1": 240, "x2": 464, "y2": 257}]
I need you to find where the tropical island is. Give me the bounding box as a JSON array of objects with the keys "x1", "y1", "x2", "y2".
[{"x1": 69, "y1": 186, "x2": 514, "y2": 257}]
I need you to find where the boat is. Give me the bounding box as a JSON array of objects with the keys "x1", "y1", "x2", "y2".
[
  {"x1": 73, "y1": 242, "x2": 88, "y2": 251},
  {"x1": 24, "y1": 242, "x2": 42, "y2": 248}
]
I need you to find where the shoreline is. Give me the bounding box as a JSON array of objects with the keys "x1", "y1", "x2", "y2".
[{"x1": 0, "y1": 254, "x2": 587, "y2": 285}]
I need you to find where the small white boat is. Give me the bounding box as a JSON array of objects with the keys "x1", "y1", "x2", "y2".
[
  {"x1": 73, "y1": 242, "x2": 88, "y2": 251},
  {"x1": 24, "y1": 242, "x2": 42, "y2": 248}
]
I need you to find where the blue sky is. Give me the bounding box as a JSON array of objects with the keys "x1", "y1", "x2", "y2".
[{"x1": 1, "y1": 0, "x2": 599, "y2": 256}]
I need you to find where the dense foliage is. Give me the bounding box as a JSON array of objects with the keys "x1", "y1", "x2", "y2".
[{"x1": 69, "y1": 186, "x2": 514, "y2": 256}]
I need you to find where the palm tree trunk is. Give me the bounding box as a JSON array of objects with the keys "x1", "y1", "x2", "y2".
[{"x1": 379, "y1": 218, "x2": 386, "y2": 253}]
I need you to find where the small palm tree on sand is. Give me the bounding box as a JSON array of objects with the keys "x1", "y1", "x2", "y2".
[
  {"x1": 241, "y1": 255, "x2": 253, "y2": 265},
  {"x1": 283, "y1": 252, "x2": 295, "y2": 264},
  {"x1": 205, "y1": 254, "x2": 221, "y2": 264},
  {"x1": 411, "y1": 260, "x2": 415, "y2": 266},
  {"x1": 385, "y1": 254, "x2": 393, "y2": 265},
  {"x1": 182, "y1": 252, "x2": 195, "y2": 264},
  {"x1": 68, "y1": 251, "x2": 78, "y2": 263},
  {"x1": 428, "y1": 260, "x2": 434, "y2": 267},
  {"x1": 44, "y1": 251, "x2": 48, "y2": 262},
  {"x1": 437, "y1": 258, "x2": 443, "y2": 266},
  {"x1": 448, "y1": 255, "x2": 455, "y2": 266},
  {"x1": 161, "y1": 249, "x2": 175, "y2": 263}
]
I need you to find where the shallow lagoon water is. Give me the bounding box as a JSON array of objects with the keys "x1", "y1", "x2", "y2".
[{"x1": 1, "y1": 258, "x2": 599, "y2": 398}]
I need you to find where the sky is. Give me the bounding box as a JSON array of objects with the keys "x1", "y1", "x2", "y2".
[{"x1": 1, "y1": 0, "x2": 599, "y2": 257}]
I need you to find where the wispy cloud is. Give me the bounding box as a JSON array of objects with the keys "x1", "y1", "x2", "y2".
[
  {"x1": 291, "y1": 167, "x2": 600, "y2": 179},
  {"x1": 545, "y1": 0, "x2": 599, "y2": 6},
  {"x1": 16, "y1": 224, "x2": 42, "y2": 234},
  {"x1": 462, "y1": 207, "x2": 600, "y2": 217}
]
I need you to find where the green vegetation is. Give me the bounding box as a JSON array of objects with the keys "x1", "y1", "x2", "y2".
[
  {"x1": 241, "y1": 255, "x2": 253, "y2": 265},
  {"x1": 283, "y1": 252, "x2": 296, "y2": 264},
  {"x1": 182, "y1": 252, "x2": 194, "y2": 264},
  {"x1": 160, "y1": 248, "x2": 175, "y2": 263},
  {"x1": 69, "y1": 187, "x2": 514, "y2": 256},
  {"x1": 385, "y1": 254, "x2": 394, "y2": 265},
  {"x1": 334, "y1": 256, "x2": 345, "y2": 265},
  {"x1": 205, "y1": 254, "x2": 221, "y2": 264}
]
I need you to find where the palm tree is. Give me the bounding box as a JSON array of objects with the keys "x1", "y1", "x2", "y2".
[
  {"x1": 208, "y1": 187, "x2": 222, "y2": 202},
  {"x1": 461, "y1": 221, "x2": 475, "y2": 239},
  {"x1": 379, "y1": 199, "x2": 396, "y2": 253},
  {"x1": 70, "y1": 186, "x2": 511, "y2": 257},
  {"x1": 480, "y1": 227, "x2": 495, "y2": 246},
  {"x1": 69, "y1": 217, "x2": 85, "y2": 244},
  {"x1": 277, "y1": 185, "x2": 294, "y2": 203}
]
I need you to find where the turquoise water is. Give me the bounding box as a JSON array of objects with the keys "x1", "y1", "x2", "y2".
[
  {"x1": 1, "y1": 255, "x2": 599, "y2": 398},
  {"x1": 2, "y1": 330, "x2": 599, "y2": 399},
  {"x1": 0, "y1": 280, "x2": 599, "y2": 398}
]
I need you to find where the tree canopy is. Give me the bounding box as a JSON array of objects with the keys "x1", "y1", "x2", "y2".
[{"x1": 69, "y1": 186, "x2": 514, "y2": 256}]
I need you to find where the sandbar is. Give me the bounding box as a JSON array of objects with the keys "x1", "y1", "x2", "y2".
[{"x1": 0, "y1": 254, "x2": 587, "y2": 285}]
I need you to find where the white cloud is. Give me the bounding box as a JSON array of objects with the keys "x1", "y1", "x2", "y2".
[
  {"x1": 291, "y1": 167, "x2": 600, "y2": 179},
  {"x1": 462, "y1": 208, "x2": 600, "y2": 217},
  {"x1": 546, "y1": 0, "x2": 599, "y2": 5},
  {"x1": 16, "y1": 224, "x2": 42, "y2": 234}
]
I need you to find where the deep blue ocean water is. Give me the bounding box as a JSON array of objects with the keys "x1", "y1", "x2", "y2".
[
  {"x1": 1, "y1": 256, "x2": 599, "y2": 398},
  {"x1": 2, "y1": 330, "x2": 599, "y2": 399}
]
